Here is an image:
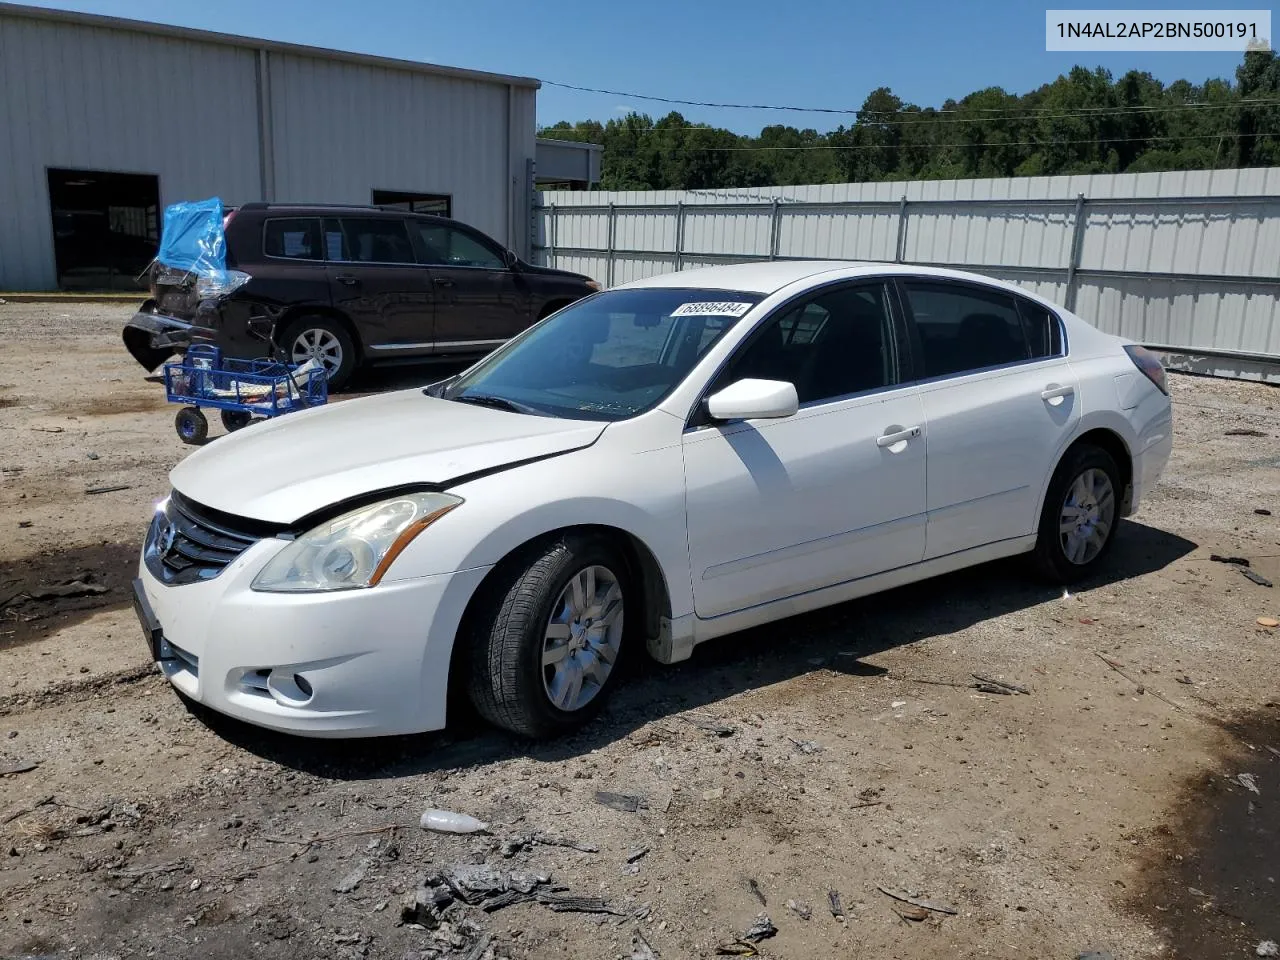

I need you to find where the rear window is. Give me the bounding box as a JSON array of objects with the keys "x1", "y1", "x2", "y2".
[{"x1": 263, "y1": 218, "x2": 321, "y2": 260}]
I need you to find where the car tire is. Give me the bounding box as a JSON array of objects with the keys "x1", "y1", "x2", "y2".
[
  {"x1": 466, "y1": 534, "x2": 632, "y2": 739},
  {"x1": 174, "y1": 406, "x2": 208, "y2": 445},
  {"x1": 280, "y1": 316, "x2": 357, "y2": 392},
  {"x1": 220, "y1": 409, "x2": 253, "y2": 432},
  {"x1": 1032, "y1": 444, "x2": 1122, "y2": 584}
]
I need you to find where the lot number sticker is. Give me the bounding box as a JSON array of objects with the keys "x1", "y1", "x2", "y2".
[{"x1": 670, "y1": 301, "x2": 754, "y2": 318}]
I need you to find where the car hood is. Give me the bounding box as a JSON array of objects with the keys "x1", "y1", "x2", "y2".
[{"x1": 169, "y1": 391, "x2": 606, "y2": 524}]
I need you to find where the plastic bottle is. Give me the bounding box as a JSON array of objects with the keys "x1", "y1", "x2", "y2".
[{"x1": 419, "y1": 809, "x2": 488, "y2": 834}]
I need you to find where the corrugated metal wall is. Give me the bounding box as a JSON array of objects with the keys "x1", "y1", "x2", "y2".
[
  {"x1": 537, "y1": 168, "x2": 1280, "y2": 379},
  {"x1": 0, "y1": 6, "x2": 537, "y2": 290}
]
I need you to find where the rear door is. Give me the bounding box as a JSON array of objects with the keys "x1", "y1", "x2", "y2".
[
  {"x1": 323, "y1": 216, "x2": 434, "y2": 352},
  {"x1": 897, "y1": 278, "x2": 1079, "y2": 559},
  {"x1": 410, "y1": 219, "x2": 532, "y2": 352}
]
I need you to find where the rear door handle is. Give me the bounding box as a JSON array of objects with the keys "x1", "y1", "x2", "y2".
[
  {"x1": 877, "y1": 425, "x2": 922, "y2": 448},
  {"x1": 1040, "y1": 384, "x2": 1075, "y2": 402},
  {"x1": 334, "y1": 273, "x2": 359, "y2": 286},
  {"x1": 432, "y1": 277, "x2": 455, "y2": 287}
]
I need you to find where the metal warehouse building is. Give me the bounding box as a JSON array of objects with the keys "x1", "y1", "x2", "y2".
[{"x1": 0, "y1": 2, "x2": 557, "y2": 291}]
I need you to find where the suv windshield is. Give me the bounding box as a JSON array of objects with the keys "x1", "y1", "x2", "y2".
[{"x1": 440, "y1": 288, "x2": 763, "y2": 421}]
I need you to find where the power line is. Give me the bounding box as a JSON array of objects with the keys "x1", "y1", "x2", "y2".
[{"x1": 542, "y1": 78, "x2": 1280, "y2": 120}]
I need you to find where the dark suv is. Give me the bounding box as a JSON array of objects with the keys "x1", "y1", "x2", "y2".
[{"x1": 123, "y1": 203, "x2": 599, "y2": 390}]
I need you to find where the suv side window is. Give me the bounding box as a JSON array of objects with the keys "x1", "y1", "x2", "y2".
[
  {"x1": 332, "y1": 217, "x2": 416, "y2": 264},
  {"x1": 900, "y1": 280, "x2": 1031, "y2": 378},
  {"x1": 263, "y1": 218, "x2": 321, "y2": 260},
  {"x1": 716, "y1": 283, "x2": 897, "y2": 406},
  {"x1": 1017, "y1": 299, "x2": 1064, "y2": 359},
  {"x1": 415, "y1": 222, "x2": 505, "y2": 269}
]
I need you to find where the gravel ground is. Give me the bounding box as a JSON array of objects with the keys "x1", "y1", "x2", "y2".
[{"x1": 1, "y1": 301, "x2": 1278, "y2": 960}]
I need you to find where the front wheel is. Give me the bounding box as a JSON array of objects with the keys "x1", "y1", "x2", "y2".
[
  {"x1": 1032, "y1": 444, "x2": 1122, "y2": 583},
  {"x1": 467, "y1": 535, "x2": 630, "y2": 738},
  {"x1": 220, "y1": 409, "x2": 253, "y2": 432}
]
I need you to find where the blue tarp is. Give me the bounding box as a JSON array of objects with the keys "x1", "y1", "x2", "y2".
[{"x1": 156, "y1": 197, "x2": 226, "y2": 276}]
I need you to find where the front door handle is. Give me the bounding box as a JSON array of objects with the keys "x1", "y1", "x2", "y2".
[
  {"x1": 334, "y1": 273, "x2": 359, "y2": 286},
  {"x1": 432, "y1": 277, "x2": 455, "y2": 288},
  {"x1": 1040, "y1": 384, "x2": 1076, "y2": 403},
  {"x1": 877, "y1": 425, "x2": 922, "y2": 448}
]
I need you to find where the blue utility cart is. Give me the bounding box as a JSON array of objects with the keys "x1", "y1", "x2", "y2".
[{"x1": 164, "y1": 345, "x2": 328, "y2": 444}]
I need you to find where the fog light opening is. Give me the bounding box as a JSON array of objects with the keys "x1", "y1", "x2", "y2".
[{"x1": 294, "y1": 674, "x2": 313, "y2": 698}]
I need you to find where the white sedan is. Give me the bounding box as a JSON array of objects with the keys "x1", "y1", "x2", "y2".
[{"x1": 132, "y1": 261, "x2": 1173, "y2": 739}]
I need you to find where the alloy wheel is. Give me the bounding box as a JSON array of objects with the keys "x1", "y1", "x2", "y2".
[{"x1": 541, "y1": 565, "x2": 624, "y2": 712}]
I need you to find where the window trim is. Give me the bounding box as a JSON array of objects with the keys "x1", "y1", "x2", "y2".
[
  {"x1": 892, "y1": 275, "x2": 1068, "y2": 386},
  {"x1": 260, "y1": 216, "x2": 325, "y2": 263},
  {"x1": 685, "y1": 277, "x2": 911, "y2": 431}
]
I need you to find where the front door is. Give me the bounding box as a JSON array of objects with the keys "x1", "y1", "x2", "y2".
[
  {"x1": 323, "y1": 216, "x2": 434, "y2": 350},
  {"x1": 410, "y1": 219, "x2": 531, "y2": 351},
  {"x1": 896, "y1": 278, "x2": 1080, "y2": 558},
  {"x1": 683, "y1": 281, "x2": 927, "y2": 619}
]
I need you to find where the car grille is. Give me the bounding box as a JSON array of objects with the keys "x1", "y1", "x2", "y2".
[{"x1": 144, "y1": 493, "x2": 264, "y2": 586}]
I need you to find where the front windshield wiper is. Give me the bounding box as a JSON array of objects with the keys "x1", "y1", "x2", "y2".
[{"x1": 451, "y1": 393, "x2": 544, "y2": 416}]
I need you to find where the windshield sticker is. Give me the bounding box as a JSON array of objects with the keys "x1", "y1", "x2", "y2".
[{"x1": 670, "y1": 301, "x2": 754, "y2": 318}]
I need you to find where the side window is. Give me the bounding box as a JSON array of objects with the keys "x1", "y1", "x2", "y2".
[
  {"x1": 263, "y1": 218, "x2": 321, "y2": 260},
  {"x1": 335, "y1": 217, "x2": 415, "y2": 264},
  {"x1": 719, "y1": 284, "x2": 897, "y2": 405},
  {"x1": 901, "y1": 281, "x2": 1030, "y2": 378},
  {"x1": 415, "y1": 222, "x2": 505, "y2": 269},
  {"x1": 1017, "y1": 299, "x2": 1063, "y2": 359}
]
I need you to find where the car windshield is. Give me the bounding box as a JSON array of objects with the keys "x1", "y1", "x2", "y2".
[{"x1": 439, "y1": 288, "x2": 763, "y2": 421}]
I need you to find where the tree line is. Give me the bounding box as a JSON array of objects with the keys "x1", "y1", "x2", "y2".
[{"x1": 540, "y1": 50, "x2": 1280, "y2": 190}]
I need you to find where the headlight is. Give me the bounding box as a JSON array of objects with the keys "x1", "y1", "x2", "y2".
[{"x1": 251, "y1": 492, "x2": 462, "y2": 593}]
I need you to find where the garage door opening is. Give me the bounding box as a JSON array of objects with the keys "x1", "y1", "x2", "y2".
[
  {"x1": 47, "y1": 168, "x2": 160, "y2": 291},
  {"x1": 372, "y1": 189, "x2": 451, "y2": 217}
]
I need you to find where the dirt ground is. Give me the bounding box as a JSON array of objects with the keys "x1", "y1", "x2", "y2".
[{"x1": 1, "y1": 301, "x2": 1278, "y2": 960}]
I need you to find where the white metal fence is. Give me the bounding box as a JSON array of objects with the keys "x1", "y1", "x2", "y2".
[{"x1": 536, "y1": 168, "x2": 1280, "y2": 382}]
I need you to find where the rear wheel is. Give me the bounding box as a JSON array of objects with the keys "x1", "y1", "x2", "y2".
[
  {"x1": 1032, "y1": 444, "x2": 1121, "y2": 583},
  {"x1": 467, "y1": 535, "x2": 630, "y2": 738},
  {"x1": 280, "y1": 316, "x2": 357, "y2": 391}
]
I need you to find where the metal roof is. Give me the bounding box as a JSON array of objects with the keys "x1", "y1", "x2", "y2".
[{"x1": 0, "y1": 1, "x2": 540, "y2": 89}]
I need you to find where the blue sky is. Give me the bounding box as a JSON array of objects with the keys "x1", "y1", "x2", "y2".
[{"x1": 19, "y1": 0, "x2": 1252, "y2": 133}]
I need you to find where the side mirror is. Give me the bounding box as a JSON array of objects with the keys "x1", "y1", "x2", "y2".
[
  {"x1": 503, "y1": 249, "x2": 519, "y2": 268},
  {"x1": 705, "y1": 378, "x2": 798, "y2": 422}
]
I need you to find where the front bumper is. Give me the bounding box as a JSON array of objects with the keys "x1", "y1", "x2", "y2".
[{"x1": 134, "y1": 537, "x2": 491, "y2": 737}]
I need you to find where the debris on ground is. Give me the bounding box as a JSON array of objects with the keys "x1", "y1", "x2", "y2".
[
  {"x1": 0, "y1": 760, "x2": 39, "y2": 776},
  {"x1": 789, "y1": 738, "x2": 823, "y2": 754},
  {"x1": 631, "y1": 928, "x2": 659, "y2": 960},
  {"x1": 973, "y1": 681, "x2": 1014, "y2": 695},
  {"x1": 680, "y1": 714, "x2": 737, "y2": 737},
  {"x1": 1226, "y1": 428, "x2": 1268, "y2": 437},
  {"x1": 1259, "y1": 617, "x2": 1279, "y2": 628},
  {"x1": 626, "y1": 845, "x2": 650, "y2": 863},
  {"x1": 1257, "y1": 508, "x2": 1273, "y2": 516},
  {"x1": 827, "y1": 889, "x2": 846, "y2": 920},
  {"x1": 25, "y1": 577, "x2": 109, "y2": 600},
  {"x1": 971, "y1": 673, "x2": 1031, "y2": 695},
  {"x1": 1242, "y1": 569, "x2": 1274, "y2": 588},
  {"x1": 702, "y1": 787, "x2": 724, "y2": 801},
  {"x1": 742, "y1": 912, "x2": 778, "y2": 942},
  {"x1": 1210, "y1": 554, "x2": 1251, "y2": 566},
  {"x1": 785, "y1": 898, "x2": 812, "y2": 920},
  {"x1": 715, "y1": 941, "x2": 762, "y2": 956},
  {"x1": 877, "y1": 886, "x2": 959, "y2": 915},
  {"x1": 85, "y1": 484, "x2": 131, "y2": 495},
  {"x1": 1237, "y1": 773, "x2": 1262, "y2": 795},
  {"x1": 746, "y1": 877, "x2": 767, "y2": 906},
  {"x1": 332, "y1": 864, "x2": 366, "y2": 894},
  {"x1": 892, "y1": 904, "x2": 930, "y2": 921},
  {"x1": 420, "y1": 808, "x2": 488, "y2": 834},
  {"x1": 1176, "y1": 675, "x2": 1194, "y2": 684},
  {"x1": 1257, "y1": 940, "x2": 1279, "y2": 957},
  {"x1": 1077, "y1": 950, "x2": 1115, "y2": 960},
  {"x1": 595, "y1": 791, "x2": 647, "y2": 813}
]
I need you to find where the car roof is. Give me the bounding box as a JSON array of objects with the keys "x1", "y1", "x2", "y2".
[
  {"x1": 617, "y1": 260, "x2": 1043, "y2": 299},
  {"x1": 236, "y1": 202, "x2": 450, "y2": 221}
]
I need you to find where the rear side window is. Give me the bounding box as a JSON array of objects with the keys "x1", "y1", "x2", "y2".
[
  {"x1": 263, "y1": 218, "x2": 321, "y2": 260},
  {"x1": 1017, "y1": 300, "x2": 1064, "y2": 359},
  {"x1": 332, "y1": 217, "x2": 415, "y2": 264},
  {"x1": 901, "y1": 281, "x2": 1030, "y2": 378}
]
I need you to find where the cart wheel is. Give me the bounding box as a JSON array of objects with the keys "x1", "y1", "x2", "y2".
[
  {"x1": 220, "y1": 409, "x2": 253, "y2": 433},
  {"x1": 175, "y1": 407, "x2": 209, "y2": 445}
]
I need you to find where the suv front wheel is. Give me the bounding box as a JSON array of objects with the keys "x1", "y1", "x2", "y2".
[{"x1": 280, "y1": 316, "x2": 356, "y2": 391}]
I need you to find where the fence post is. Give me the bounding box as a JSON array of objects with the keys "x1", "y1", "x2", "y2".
[
  {"x1": 548, "y1": 203, "x2": 557, "y2": 268},
  {"x1": 769, "y1": 199, "x2": 781, "y2": 260},
  {"x1": 894, "y1": 195, "x2": 909, "y2": 262},
  {"x1": 674, "y1": 201, "x2": 686, "y2": 272},
  {"x1": 606, "y1": 202, "x2": 616, "y2": 288},
  {"x1": 1065, "y1": 192, "x2": 1087, "y2": 311}
]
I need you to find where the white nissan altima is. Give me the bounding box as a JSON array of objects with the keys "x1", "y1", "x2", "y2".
[{"x1": 133, "y1": 261, "x2": 1173, "y2": 739}]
